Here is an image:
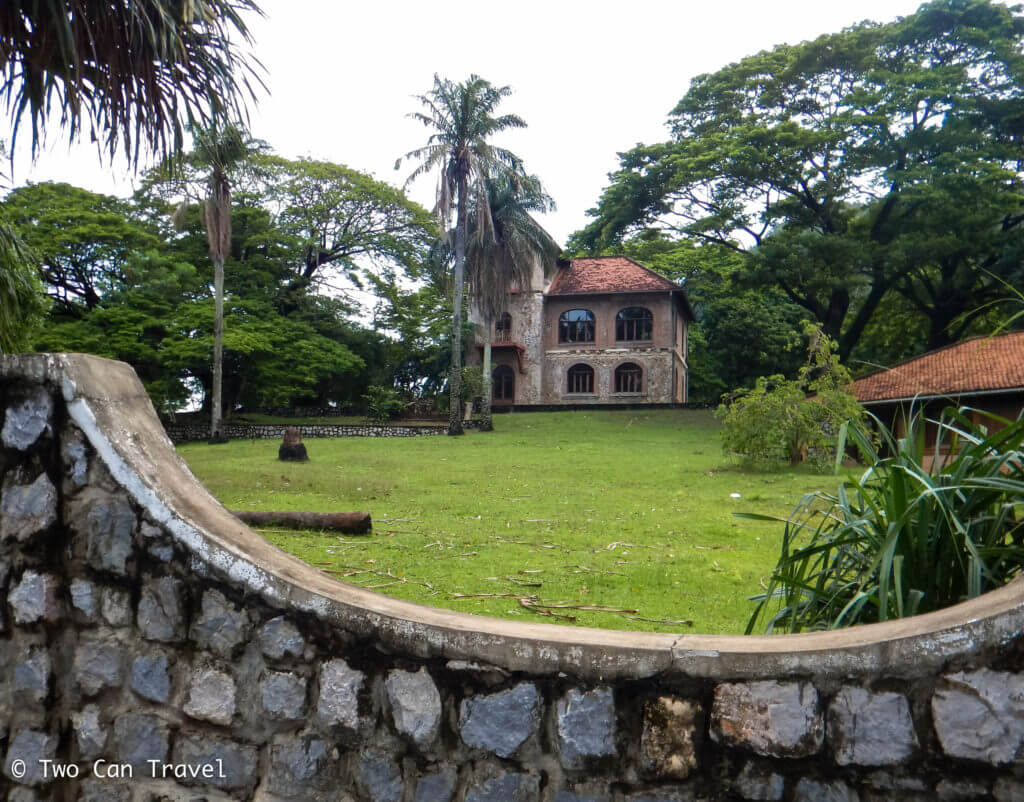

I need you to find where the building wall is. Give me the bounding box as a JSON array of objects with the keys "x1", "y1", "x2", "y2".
[{"x1": 540, "y1": 293, "x2": 683, "y2": 404}]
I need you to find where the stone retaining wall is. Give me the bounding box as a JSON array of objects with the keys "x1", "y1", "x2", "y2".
[
  {"x1": 162, "y1": 423, "x2": 453, "y2": 444},
  {"x1": 2, "y1": 354, "x2": 1024, "y2": 801}
]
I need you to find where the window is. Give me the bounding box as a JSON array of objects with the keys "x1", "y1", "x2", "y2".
[
  {"x1": 566, "y1": 363, "x2": 595, "y2": 394},
  {"x1": 559, "y1": 309, "x2": 595, "y2": 343},
  {"x1": 615, "y1": 362, "x2": 643, "y2": 393},
  {"x1": 493, "y1": 365, "x2": 515, "y2": 401},
  {"x1": 495, "y1": 313, "x2": 512, "y2": 340},
  {"x1": 616, "y1": 307, "x2": 653, "y2": 341}
]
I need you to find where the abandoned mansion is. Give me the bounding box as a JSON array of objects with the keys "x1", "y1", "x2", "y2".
[{"x1": 469, "y1": 256, "x2": 695, "y2": 406}]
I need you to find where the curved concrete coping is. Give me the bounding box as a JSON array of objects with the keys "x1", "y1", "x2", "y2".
[{"x1": 6, "y1": 353, "x2": 1023, "y2": 681}]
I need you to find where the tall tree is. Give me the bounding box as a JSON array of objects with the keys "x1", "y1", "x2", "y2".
[
  {"x1": 397, "y1": 74, "x2": 527, "y2": 436},
  {"x1": 466, "y1": 173, "x2": 559, "y2": 430},
  {"x1": 572, "y1": 0, "x2": 1024, "y2": 360}
]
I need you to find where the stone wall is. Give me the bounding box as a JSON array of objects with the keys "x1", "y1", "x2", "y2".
[
  {"x1": 162, "y1": 423, "x2": 455, "y2": 445},
  {"x1": 3, "y1": 354, "x2": 1024, "y2": 802}
]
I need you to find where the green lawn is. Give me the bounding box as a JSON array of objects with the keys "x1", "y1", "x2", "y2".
[{"x1": 178, "y1": 410, "x2": 835, "y2": 635}]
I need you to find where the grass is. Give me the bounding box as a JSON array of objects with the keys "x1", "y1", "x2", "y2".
[{"x1": 177, "y1": 410, "x2": 834, "y2": 634}]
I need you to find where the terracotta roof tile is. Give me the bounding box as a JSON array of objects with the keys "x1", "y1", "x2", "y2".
[
  {"x1": 547, "y1": 256, "x2": 678, "y2": 295},
  {"x1": 853, "y1": 332, "x2": 1024, "y2": 403}
]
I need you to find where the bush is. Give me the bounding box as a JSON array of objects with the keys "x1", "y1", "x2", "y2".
[
  {"x1": 362, "y1": 385, "x2": 405, "y2": 422},
  {"x1": 716, "y1": 325, "x2": 865, "y2": 470},
  {"x1": 745, "y1": 406, "x2": 1024, "y2": 633}
]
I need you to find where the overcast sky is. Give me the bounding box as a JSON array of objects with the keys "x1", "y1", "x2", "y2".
[{"x1": 14, "y1": 0, "x2": 939, "y2": 246}]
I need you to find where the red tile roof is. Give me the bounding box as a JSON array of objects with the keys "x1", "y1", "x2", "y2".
[
  {"x1": 853, "y1": 332, "x2": 1024, "y2": 403},
  {"x1": 547, "y1": 256, "x2": 678, "y2": 295}
]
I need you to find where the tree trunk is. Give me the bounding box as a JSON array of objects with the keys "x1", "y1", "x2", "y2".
[
  {"x1": 481, "y1": 328, "x2": 493, "y2": 432},
  {"x1": 448, "y1": 174, "x2": 468, "y2": 436},
  {"x1": 210, "y1": 254, "x2": 227, "y2": 444}
]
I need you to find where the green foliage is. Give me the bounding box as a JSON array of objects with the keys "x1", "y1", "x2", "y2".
[
  {"x1": 460, "y1": 365, "x2": 483, "y2": 400},
  {"x1": 716, "y1": 326, "x2": 865, "y2": 470},
  {"x1": 0, "y1": 0, "x2": 263, "y2": 165},
  {"x1": 746, "y1": 408, "x2": 1024, "y2": 633},
  {"x1": 361, "y1": 385, "x2": 406, "y2": 422},
  {"x1": 572, "y1": 0, "x2": 1024, "y2": 361}
]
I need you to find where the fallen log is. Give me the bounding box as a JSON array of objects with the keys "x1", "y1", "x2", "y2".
[{"x1": 231, "y1": 510, "x2": 372, "y2": 534}]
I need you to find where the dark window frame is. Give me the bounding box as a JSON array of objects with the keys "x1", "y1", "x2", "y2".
[
  {"x1": 566, "y1": 363, "x2": 595, "y2": 394},
  {"x1": 614, "y1": 362, "x2": 643, "y2": 394},
  {"x1": 559, "y1": 309, "x2": 595, "y2": 344},
  {"x1": 616, "y1": 307, "x2": 653, "y2": 342},
  {"x1": 492, "y1": 364, "x2": 515, "y2": 400}
]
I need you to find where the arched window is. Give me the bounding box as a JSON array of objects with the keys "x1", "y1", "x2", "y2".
[
  {"x1": 492, "y1": 365, "x2": 515, "y2": 401},
  {"x1": 616, "y1": 307, "x2": 653, "y2": 341},
  {"x1": 615, "y1": 362, "x2": 643, "y2": 393},
  {"x1": 495, "y1": 313, "x2": 512, "y2": 340},
  {"x1": 566, "y1": 363, "x2": 595, "y2": 394},
  {"x1": 559, "y1": 309, "x2": 595, "y2": 343}
]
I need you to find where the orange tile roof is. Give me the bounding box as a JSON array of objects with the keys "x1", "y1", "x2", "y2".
[
  {"x1": 853, "y1": 332, "x2": 1024, "y2": 403},
  {"x1": 547, "y1": 256, "x2": 678, "y2": 295}
]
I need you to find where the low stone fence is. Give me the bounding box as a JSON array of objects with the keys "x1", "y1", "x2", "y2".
[
  {"x1": 2, "y1": 353, "x2": 1024, "y2": 801},
  {"x1": 162, "y1": 422, "x2": 451, "y2": 444}
]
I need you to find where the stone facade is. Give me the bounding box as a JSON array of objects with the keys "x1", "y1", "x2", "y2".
[
  {"x1": 3, "y1": 353, "x2": 1024, "y2": 801},
  {"x1": 470, "y1": 257, "x2": 692, "y2": 406}
]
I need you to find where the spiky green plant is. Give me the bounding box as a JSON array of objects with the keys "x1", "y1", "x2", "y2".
[
  {"x1": 0, "y1": 0, "x2": 263, "y2": 165},
  {"x1": 745, "y1": 405, "x2": 1024, "y2": 633}
]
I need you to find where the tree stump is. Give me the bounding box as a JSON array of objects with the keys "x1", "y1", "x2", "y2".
[{"x1": 278, "y1": 426, "x2": 308, "y2": 462}]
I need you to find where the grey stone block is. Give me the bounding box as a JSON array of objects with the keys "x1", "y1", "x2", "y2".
[
  {"x1": 137, "y1": 576, "x2": 185, "y2": 642},
  {"x1": 734, "y1": 762, "x2": 785, "y2": 801},
  {"x1": 130, "y1": 653, "x2": 171, "y2": 703},
  {"x1": 413, "y1": 766, "x2": 458, "y2": 802},
  {"x1": 112, "y1": 713, "x2": 169, "y2": 769},
  {"x1": 3, "y1": 730, "x2": 58, "y2": 786},
  {"x1": 557, "y1": 686, "x2": 617, "y2": 769},
  {"x1": 73, "y1": 638, "x2": 124, "y2": 696},
  {"x1": 465, "y1": 772, "x2": 540, "y2": 802},
  {"x1": 792, "y1": 778, "x2": 859, "y2": 802},
  {"x1": 71, "y1": 705, "x2": 106, "y2": 760},
  {"x1": 355, "y1": 749, "x2": 403, "y2": 802},
  {"x1": 183, "y1": 667, "x2": 236, "y2": 726},
  {"x1": 933, "y1": 669, "x2": 1024, "y2": 764},
  {"x1": 316, "y1": 658, "x2": 364, "y2": 731},
  {"x1": 459, "y1": 682, "x2": 541, "y2": 758},
  {"x1": 72, "y1": 492, "x2": 136, "y2": 576},
  {"x1": 2, "y1": 388, "x2": 53, "y2": 450},
  {"x1": 386, "y1": 667, "x2": 442, "y2": 749},
  {"x1": 1, "y1": 472, "x2": 57, "y2": 542},
  {"x1": 624, "y1": 791, "x2": 698, "y2": 802},
  {"x1": 171, "y1": 733, "x2": 259, "y2": 792},
  {"x1": 77, "y1": 779, "x2": 130, "y2": 802},
  {"x1": 61, "y1": 426, "x2": 89, "y2": 489},
  {"x1": 640, "y1": 695, "x2": 702, "y2": 779},
  {"x1": 261, "y1": 671, "x2": 307, "y2": 720},
  {"x1": 554, "y1": 787, "x2": 613, "y2": 802},
  {"x1": 268, "y1": 737, "x2": 335, "y2": 800},
  {"x1": 190, "y1": 589, "x2": 250, "y2": 657},
  {"x1": 9, "y1": 571, "x2": 61, "y2": 624},
  {"x1": 13, "y1": 648, "x2": 51, "y2": 703},
  {"x1": 710, "y1": 681, "x2": 824, "y2": 758},
  {"x1": 828, "y1": 687, "x2": 917, "y2": 766},
  {"x1": 994, "y1": 778, "x2": 1024, "y2": 802},
  {"x1": 70, "y1": 578, "x2": 99, "y2": 620},
  {"x1": 100, "y1": 587, "x2": 132, "y2": 627},
  {"x1": 260, "y1": 615, "x2": 306, "y2": 659}
]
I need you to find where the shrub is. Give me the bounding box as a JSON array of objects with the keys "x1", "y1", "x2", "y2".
[
  {"x1": 362, "y1": 385, "x2": 405, "y2": 422},
  {"x1": 745, "y1": 406, "x2": 1024, "y2": 633},
  {"x1": 716, "y1": 325, "x2": 865, "y2": 470}
]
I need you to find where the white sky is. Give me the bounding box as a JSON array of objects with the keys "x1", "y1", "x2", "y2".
[{"x1": 14, "y1": 0, "x2": 937, "y2": 246}]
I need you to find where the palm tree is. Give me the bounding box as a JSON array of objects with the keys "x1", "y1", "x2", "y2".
[
  {"x1": 0, "y1": 0, "x2": 263, "y2": 166},
  {"x1": 466, "y1": 173, "x2": 559, "y2": 431},
  {"x1": 397, "y1": 74, "x2": 526, "y2": 436},
  {"x1": 190, "y1": 122, "x2": 253, "y2": 443}
]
